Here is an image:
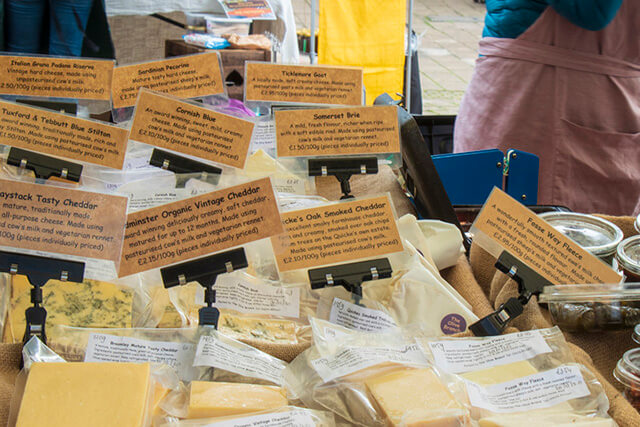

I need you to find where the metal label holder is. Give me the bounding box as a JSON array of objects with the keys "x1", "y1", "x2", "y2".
[
  {"x1": 160, "y1": 248, "x2": 248, "y2": 328},
  {"x1": 469, "y1": 251, "x2": 550, "y2": 336},
  {"x1": 0, "y1": 250, "x2": 85, "y2": 345},
  {"x1": 149, "y1": 148, "x2": 222, "y2": 187},
  {"x1": 308, "y1": 258, "x2": 392, "y2": 304},
  {"x1": 308, "y1": 157, "x2": 378, "y2": 200},
  {"x1": 7, "y1": 147, "x2": 83, "y2": 182}
]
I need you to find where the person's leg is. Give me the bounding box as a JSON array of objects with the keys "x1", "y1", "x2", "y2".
[
  {"x1": 48, "y1": 0, "x2": 93, "y2": 56},
  {"x1": 5, "y1": 0, "x2": 46, "y2": 53}
]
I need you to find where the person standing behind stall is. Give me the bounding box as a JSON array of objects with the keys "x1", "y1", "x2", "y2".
[{"x1": 453, "y1": 0, "x2": 639, "y2": 216}]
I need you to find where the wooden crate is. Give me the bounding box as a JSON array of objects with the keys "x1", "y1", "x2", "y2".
[{"x1": 165, "y1": 40, "x2": 271, "y2": 100}]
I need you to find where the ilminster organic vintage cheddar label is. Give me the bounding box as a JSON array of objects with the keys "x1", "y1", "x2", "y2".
[
  {"x1": 0, "y1": 55, "x2": 113, "y2": 100},
  {"x1": 112, "y1": 52, "x2": 224, "y2": 109},
  {"x1": 129, "y1": 91, "x2": 254, "y2": 169},
  {"x1": 0, "y1": 179, "x2": 127, "y2": 263},
  {"x1": 275, "y1": 105, "x2": 399, "y2": 157},
  {"x1": 271, "y1": 195, "x2": 403, "y2": 272},
  {"x1": 245, "y1": 63, "x2": 363, "y2": 106},
  {"x1": 0, "y1": 100, "x2": 128, "y2": 169},
  {"x1": 119, "y1": 177, "x2": 283, "y2": 277},
  {"x1": 471, "y1": 188, "x2": 622, "y2": 285}
]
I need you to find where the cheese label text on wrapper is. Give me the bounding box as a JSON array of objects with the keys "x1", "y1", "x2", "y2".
[
  {"x1": 471, "y1": 188, "x2": 622, "y2": 285},
  {"x1": 271, "y1": 195, "x2": 403, "y2": 272}
]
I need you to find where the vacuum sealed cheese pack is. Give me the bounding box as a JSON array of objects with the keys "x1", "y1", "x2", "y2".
[
  {"x1": 284, "y1": 329, "x2": 471, "y2": 427},
  {"x1": 156, "y1": 406, "x2": 335, "y2": 427},
  {"x1": 419, "y1": 327, "x2": 616, "y2": 425}
]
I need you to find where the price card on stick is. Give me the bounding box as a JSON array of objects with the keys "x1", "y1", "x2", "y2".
[
  {"x1": 244, "y1": 62, "x2": 364, "y2": 106},
  {"x1": 111, "y1": 52, "x2": 225, "y2": 109},
  {"x1": 119, "y1": 177, "x2": 283, "y2": 277},
  {"x1": 0, "y1": 54, "x2": 113, "y2": 100},
  {"x1": 0, "y1": 100, "x2": 128, "y2": 169},
  {"x1": 0, "y1": 179, "x2": 127, "y2": 264},
  {"x1": 274, "y1": 105, "x2": 400, "y2": 157},
  {"x1": 271, "y1": 195, "x2": 404, "y2": 272},
  {"x1": 471, "y1": 188, "x2": 622, "y2": 285},
  {"x1": 129, "y1": 90, "x2": 254, "y2": 169}
]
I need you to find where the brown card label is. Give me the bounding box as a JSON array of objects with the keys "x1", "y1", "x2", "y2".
[
  {"x1": 271, "y1": 195, "x2": 403, "y2": 272},
  {"x1": 0, "y1": 100, "x2": 128, "y2": 169},
  {"x1": 112, "y1": 53, "x2": 225, "y2": 109},
  {"x1": 245, "y1": 63, "x2": 363, "y2": 106},
  {"x1": 119, "y1": 177, "x2": 283, "y2": 277},
  {"x1": 0, "y1": 55, "x2": 113, "y2": 100},
  {"x1": 129, "y1": 90, "x2": 254, "y2": 169},
  {"x1": 472, "y1": 188, "x2": 622, "y2": 284},
  {"x1": 0, "y1": 179, "x2": 127, "y2": 263},
  {"x1": 275, "y1": 106, "x2": 400, "y2": 157}
]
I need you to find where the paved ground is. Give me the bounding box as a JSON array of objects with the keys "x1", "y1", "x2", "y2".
[{"x1": 290, "y1": 0, "x2": 486, "y2": 114}]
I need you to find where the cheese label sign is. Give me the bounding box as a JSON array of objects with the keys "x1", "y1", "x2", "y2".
[
  {"x1": 111, "y1": 52, "x2": 225, "y2": 109},
  {"x1": 271, "y1": 195, "x2": 403, "y2": 272},
  {"x1": 275, "y1": 105, "x2": 400, "y2": 157},
  {"x1": 0, "y1": 55, "x2": 113, "y2": 100},
  {"x1": 129, "y1": 90, "x2": 254, "y2": 169},
  {"x1": 119, "y1": 178, "x2": 283, "y2": 277},
  {"x1": 471, "y1": 188, "x2": 622, "y2": 285},
  {"x1": 0, "y1": 100, "x2": 128, "y2": 169},
  {"x1": 0, "y1": 179, "x2": 127, "y2": 263},
  {"x1": 244, "y1": 62, "x2": 363, "y2": 106}
]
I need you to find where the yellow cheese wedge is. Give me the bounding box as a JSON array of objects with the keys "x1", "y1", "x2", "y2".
[
  {"x1": 365, "y1": 368, "x2": 469, "y2": 426},
  {"x1": 479, "y1": 413, "x2": 616, "y2": 427},
  {"x1": 460, "y1": 361, "x2": 538, "y2": 385},
  {"x1": 218, "y1": 313, "x2": 299, "y2": 344},
  {"x1": 16, "y1": 362, "x2": 151, "y2": 427},
  {"x1": 4, "y1": 275, "x2": 134, "y2": 343},
  {"x1": 187, "y1": 381, "x2": 287, "y2": 419}
]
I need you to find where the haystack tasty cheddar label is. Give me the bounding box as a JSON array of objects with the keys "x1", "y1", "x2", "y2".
[
  {"x1": 119, "y1": 178, "x2": 283, "y2": 277},
  {"x1": 129, "y1": 91, "x2": 253, "y2": 169},
  {"x1": 271, "y1": 195, "x2": 403, "y2": 272},
  {"x1": 0, "y1": 179, "x2": 127, "y2": 263},
  {"x1": 0, "y1": 100, "x2": 128, "y2": 169},
  {"x1": 245, "y1": 63, "x2": 363, "y2": 106},
  {"x1": 275, "y1": 105, "x2": 399, "y2": 157},
  {"x1": 0, "y1": 55, "x2": 113, "y2": 100},
  {"x1": 471, "y1": 188, "x2": 622, "y2": 285},
  {"x1": 111, "y1": 52, "x2": 224, "y2": 109}
]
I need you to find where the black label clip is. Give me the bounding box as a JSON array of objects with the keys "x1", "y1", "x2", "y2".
[
  {"x1": 308, "y1": 157, "x2": 378, "y2": 200},
  {"x1": 160, "y1": 248, "x2": 248, "y2": 328},
  {"x1": 0, "y1": 251, "x2": 85, "y2": 345},
  {"x1": 150, "y1": 149, "x2": 222, "y2": 187},
  {"x1": 7, "y1": 147, "x2": 83, "y2": 182},
  {"x1": 308, "y1": 258, "x2": 392, "y2": 304},
  {"x1": 469, "y1": 251, "x2": 550, "y2": 336}
]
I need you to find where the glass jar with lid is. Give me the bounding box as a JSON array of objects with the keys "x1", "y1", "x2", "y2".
[
  {"x1": 539, "y1": 212, "x2": 623, "y2": 265},
  {"x1": 614, "y1": 348, "x2": 640, "y2": 411},
  {"x1": 614, "y1": 236, "x2": 640, "y2": 282}
]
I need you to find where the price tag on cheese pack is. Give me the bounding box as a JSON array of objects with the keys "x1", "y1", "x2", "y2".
[
  {"x1": 244, "y1": 62, "x2": 363, "y2": 106},
  {"x1": 111, "y1": 52, "x2": 225, "y2": 109},
  {"x1": 275, "y1": 105, "x2": 400, "y2": 157},
  {"x1": 471, "y1": 188, "x2": 622, "y2": 285},
  {"x1": 119, "y1": 177, "x2": 283, "y2": 277},
  {"x1": 0, "y1": 100, "x2": 128, "y2": 169},
  {"x1": 0, "y1": 179, "x2": 127, "y2": 263},
  {"x1": 271, "y1": 195, "x2": 403, "y2": 272},
  {"x1": 129, "y1": 90, "x2": 254, "y2": 169},
  {"x1": 0, "y1": 55, "x2": 113, "y2": 100}
]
